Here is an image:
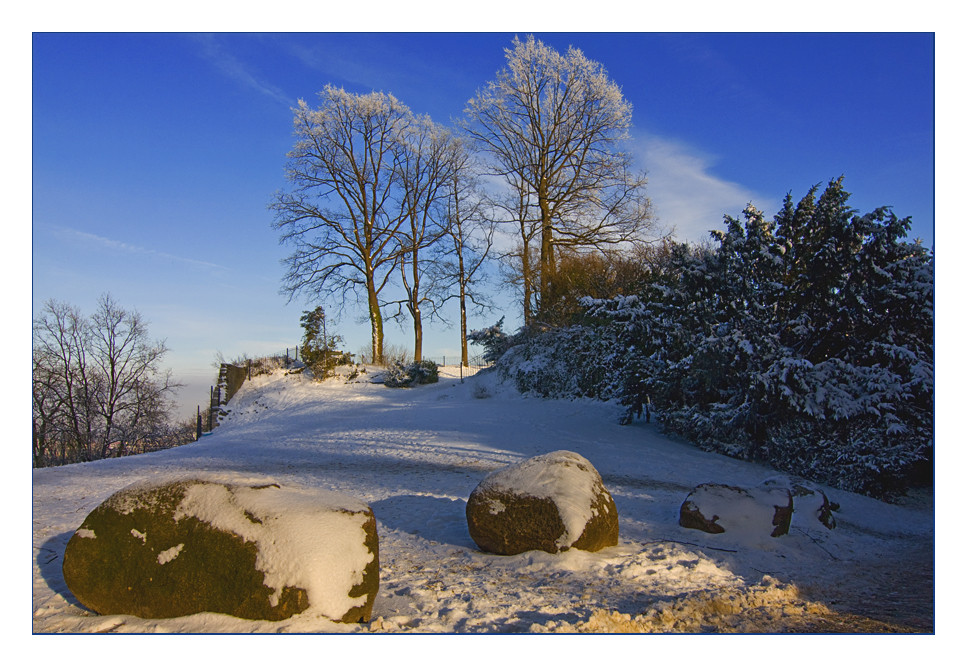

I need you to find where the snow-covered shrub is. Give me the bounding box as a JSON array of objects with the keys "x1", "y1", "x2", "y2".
[
  {"x1": 468, "y1": 317, "x2": 513, "y2": 363},
  {"x1": 383, "y1": 360, "x2": 439, "y2": 388},
  {"x1": 573, "y1": 180, "x2": 933, "y2": 498},
  {"x1": 495, "y1": 325, "x2": 618, "y2": 400}
]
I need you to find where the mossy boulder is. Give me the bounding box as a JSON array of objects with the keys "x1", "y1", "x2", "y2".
[
  {"x1": 62, "y1": 477, "x2": 379, "y2": 623},
  {"x1": 466, "y1": 451, "x2": 618, "y2": 555}
]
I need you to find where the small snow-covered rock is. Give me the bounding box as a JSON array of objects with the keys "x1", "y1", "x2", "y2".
[
  {"x1": 792, "y1": 484, "x2": 838, "y2": 530},
  {"x1": 761, "y1": 478, "x2": 839, "y2": 530},
  {"x1": 466, "y1": 450, "x2": 618, "y2": 555},
  {"x1": 679, "y1": 483, "x2": 794, "y2": 538},
  {"x1": 62, "y1": 476, "x2": 379, "y2": 623}
]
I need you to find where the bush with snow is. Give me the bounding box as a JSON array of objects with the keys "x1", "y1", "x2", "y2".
[
  {"x1": 468, "y1": 317, "x2": 514, "y2": 363},
  {"x1": 507, "y1": 178, "x2": 933, "y2": 499},
  {"x1": 494, "y1": 325, "x2": 619, "y2": 400},
  {"x1": 62, "y1": 476, "x2": 380, "y2": 623},
  {"x1": 383, "y1": 359, "x2": 439, "y2": 388},
  {"x1": 465, "y1": 450, "x2": 619, "y2": 555}
]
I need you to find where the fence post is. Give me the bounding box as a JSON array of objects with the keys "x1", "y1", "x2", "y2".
[{"x1": 196, "y1": 406, "x2": 202, "y2": 440}]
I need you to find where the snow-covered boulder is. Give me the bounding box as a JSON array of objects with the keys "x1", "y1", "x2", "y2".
[
  {"x1": 466, "y1": 451, "x2": 619, "y2": 555},
  {"x1": 62, "y1": 477, "x2": 380, "y2": 623},
  {"x1": 679, "y1": 483, "x2": 794, "y2": 538},
  {"x1": 761, "y1": 478, "x2": 839, "y2": 530}
]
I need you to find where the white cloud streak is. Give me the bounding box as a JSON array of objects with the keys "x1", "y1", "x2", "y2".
[
  {"x1": 632, "y1": 133, "x2": 769, "y2": 244},
  {"x1": 50, "y1": 225, "x2": 230, "y2": 273},
  {"x1": 193, "y1": 34, "x2": 293, "y2": 107}
]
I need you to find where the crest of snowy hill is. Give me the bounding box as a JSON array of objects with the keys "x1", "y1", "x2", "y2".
[{"x1": 33, "y1": 366, "x2": 932, "y2": 633}]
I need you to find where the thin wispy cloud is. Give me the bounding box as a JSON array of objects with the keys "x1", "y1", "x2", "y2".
[
  {"x1": 192, "y1": 34, "x2": 293, "y2": 107},
  {"x1": 633, "y1": 134, "x2": 769, "y2": 244},
  {"x1": 282, "y1": 37, "x2": 479, "y2": 115},
  {"x1": 50, "y1": 225, "x2": 230, "y2": 273},
  {"x1": 285, "y1": 41, "x2": 380, "y2": 93}
]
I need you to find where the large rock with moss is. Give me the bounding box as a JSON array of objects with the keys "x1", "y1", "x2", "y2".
[
  {"x1": 62, "y1": 477, "x2": 379, "y2": 623},
  {"x1": 466, "y1": 451, "x2": 618, "y2": 555}
]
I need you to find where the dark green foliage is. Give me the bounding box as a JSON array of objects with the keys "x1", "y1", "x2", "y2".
[
  {"x1": 384, "y1": 360, "x2": 440, "y2": 388},
  {"x1": 299, "y1": 307, "x2": 348, "y2": 379},
  {"x1": 503, "y1": 178, "x2": 934, "y2": 499},
  {"x1": 468, "y1": 317, "x2": 513, "y2": 363}
]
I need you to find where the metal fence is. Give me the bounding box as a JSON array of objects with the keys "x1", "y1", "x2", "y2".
[{"x1": 421, "y1": 354, "x2": 492, "y2": 378}]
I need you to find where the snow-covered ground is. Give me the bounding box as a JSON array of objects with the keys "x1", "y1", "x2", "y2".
[{"x1": 32, "y1": 365, "x2": 934, "y2": 635}]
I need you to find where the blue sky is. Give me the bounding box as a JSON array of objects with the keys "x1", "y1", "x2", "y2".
[{"x1": 30, "y1": 31, "x2": 936, "y2": 420}]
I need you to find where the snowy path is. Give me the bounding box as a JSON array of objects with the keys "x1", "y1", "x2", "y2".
[{"x1": 32, "y1": 367, "x2": 934, "y2": 633}]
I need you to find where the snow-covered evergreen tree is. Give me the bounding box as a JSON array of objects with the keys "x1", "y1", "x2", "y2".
[{"x1": 544, "y1": 178, "x2": 933, "y2": 498}]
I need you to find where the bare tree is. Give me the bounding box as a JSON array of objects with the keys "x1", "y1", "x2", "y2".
[
  {"x1": 490, "y1": 170, "x2": 541, "y2": 325},
  {"x1": 464, "y1": 35, "x2": 654, "y2": 321},
  {"x1": 32, "y1": 300, "x2": 96, "y2": 463},
  {"x1": 31, "y1": 296, "x2": 176, "y2": 467},
  {"x1": 272, "y1": 86, "x2": 414, "y2": 363},
  {"x1": 391, "y1": 115, "x2": 460, "y2": 362},
  {"x1": 88, "y1": 294, "x2": 173, "y2": 458},
  {"x1": 433, "y1": 141, "x2": 498, "y2": 366}
]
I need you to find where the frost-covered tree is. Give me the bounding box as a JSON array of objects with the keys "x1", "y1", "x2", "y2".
[
  {"x1": 490, "y1": 172, "x2": 541, "y2": 325},
  {"x1": 272, "y1": 86, "x2": 415, "y2": 364},
  {"x1": 464, "y1": 35, "x2": 654, "y2": 321}
]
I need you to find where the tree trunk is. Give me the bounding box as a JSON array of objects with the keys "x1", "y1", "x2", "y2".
[
  {"x1": 539, "y1": 198, "x2": 556, "y2": 321},
  {"x1": 367, "y1": 278, "x2": 384, "y2": 364},
  {"x1": 520, "y1": 224, "x2": 533, "y2": 327},
  {"x1": 412, "y1": 307, "x2": 423, "y2": 363},
  {"x1": 459, "y1": 251, "x2": 469, "y2": 367},
  {"x1": 33, "y1": 420, "x2": 45, "y2": 468},
  {"x1": 411, "y1": 246, "x2": 423, "y2": 363}
]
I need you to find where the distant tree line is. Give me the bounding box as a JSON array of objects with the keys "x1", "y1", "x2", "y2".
[
  {"x1": 271, "y1": 35, "x2": 659, "y2": 365},
  {"x1": 32, "y1": 294, "x2": 190, "y2": 468},
  {"x1": 487, "y1": 178, "x2": 934, "y2": 499}
]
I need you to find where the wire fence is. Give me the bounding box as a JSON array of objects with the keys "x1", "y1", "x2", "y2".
[{"x1": 421, "y1": 354, "x2": 492, "y2": 378}]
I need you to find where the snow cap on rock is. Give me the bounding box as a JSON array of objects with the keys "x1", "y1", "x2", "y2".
[
  {"x1": 62, "y1": 475, "x2": 379, "y2": 623},
  {"x1": 466, "y1": 450, "x2": 619, "y2": 555}
]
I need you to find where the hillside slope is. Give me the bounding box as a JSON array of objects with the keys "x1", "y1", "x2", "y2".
[{"x1": 32, "y1": 366, "x2": 934, "y2": 633}]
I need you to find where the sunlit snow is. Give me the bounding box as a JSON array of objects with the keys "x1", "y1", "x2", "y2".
[{"x1": 32, "y1": 365, "x2": 933, "y2": 633}]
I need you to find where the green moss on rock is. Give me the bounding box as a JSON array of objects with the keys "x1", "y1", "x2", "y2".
[
  {"x1": 62, "y1": 478, "x2": 379, "y2": 623},
  {"x1": 466, "y1": 452, "x2": 619, "y2": 555}
]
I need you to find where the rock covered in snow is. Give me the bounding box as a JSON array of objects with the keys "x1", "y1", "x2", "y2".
[
  {"x1": 465, "y1": 450, "x2": 618, "y2": 555},
  {"x1": 761, "y1": 478, "x2": 839, "y2": 530},
  {"x1": 62, "y1": 476, "x2": 379, "y2": 623},
  {"x1": 679, "y1": 483, "x2": 794, "y2": 538}
]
